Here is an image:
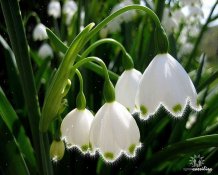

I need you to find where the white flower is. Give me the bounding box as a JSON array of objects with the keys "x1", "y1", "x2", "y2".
[
  {"x1": 172, "y1": 10, "x2": 185, "y2": 23},
  {"x1": 48, "y1": 1, "x2": 61, "y2": 18},
  {"x1": 38, "y1": 43, "x2": 53, "y2": 59},
  {"x1": 111, "y1": 0, "x2": 136, "y2": 23},
  {"x1": 61, "y1": 108, "x2": 94, "y2": 153},
  {"x1": 187, "y1": 5, "x2": 203, "y2": 17},
  {"x1": 33, "y1": 23, "x2": 48, "y2": 41},
  {"x1": 106, "y1": 20, "x2": 122, "y2": 33},
  {"x1": 115, "y1": 69, "x2": 142, "y2": 113},
  {"x1": 162, "y1": 9, "x2": 178, "y2": 33},
  {"x1": 89, "y1": 101, "x2": 141, "y2": 163},
  {"x1": 103, "y1": 0, "x2": 137, "y2": 34},
  {"x1": 135, "y1": 53, "x2": 202, "y2": 120},
  {"x1": 180, "y1": 0, "x2": 202, "y2": 6},
  {"x1": 162, "y1": 17, "x2": 178, "y2": 33},
  {"x1": 63, "y1": 0, "x2": 77, "y2": 25},
  {"x1": 178, "y1": 42, "x2": 194, "y2": 56}
]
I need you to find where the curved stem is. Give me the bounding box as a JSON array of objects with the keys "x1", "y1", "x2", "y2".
[
  {"x1": 80, "y1": 38, "x2": 134, "y2": 69},
  {"x1": 75, "y1": 69, "x2": 86, "y2": 109},
  {"x1": 87, "y1": 5, "x2": 162, "y2": 41},
  {"x1": 72, "y1": 57, "x2": 115, "y2": 102},
  {"x1": 23, "y1": 12, "x2": 40, "y2": 26},
  {"x1": 81, "y1": 38, "x2": 128, "y2": 59},
  {"x1": 75, "y1": 69, "x2": 83, "y2": 93},
  {"x1": 72, "y1": 57, "x2": 110, "y2": 81}
]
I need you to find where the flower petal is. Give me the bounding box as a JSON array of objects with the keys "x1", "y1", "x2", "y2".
[{"x1": 115, "y1": 69, "x2": 142, "y2": 113}]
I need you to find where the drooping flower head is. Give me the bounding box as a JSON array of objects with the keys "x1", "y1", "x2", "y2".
[
  {"x1": 115, "y1": 68, "x2": 142, "y2": 113},
  {"x1": 38, "y1": 43, "x2": 53, "y2": 59},
  {"x1": 33, "y1": 23, "x2": 48, "y2": 41},
  {"x1": 48, "y1": 1, "x2": 61, "y2": 18},
  {"x1": 89, "y1": 101, "x2": 141, "y2": 163},
  {"x1": 136, "y1": 53, "x2": 202, "y2": 120},
  {"x1": 61, "y1": 108, "x2": 94, "y2": 154},
  {"x1": 63, "y1": 0, "x2": 78, "y2": 25}
]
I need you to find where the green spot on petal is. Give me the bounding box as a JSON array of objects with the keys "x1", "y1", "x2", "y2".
[
  {"x1": 126, "y1": 107, "x2": 130, "y2": 112},
  {"x1": 197, "y1": 99, "x2": 201, "y2": 106},
  {"x1": 104, "y1": 152, "x2": 114, "y2": 160},
  {"x1": 140, "y1": 105, "x2": 147, "y2": 116},
  {"x1": 89, "y1": 142, "x2": 93, "y2": 151},
  {"x1": 128, "y1": 144, "x2": 136, "y2": 154},
  {"x1": 81, "y1": 145, "x2": 89, "y2": 152},
  {"x1": 172, "y1": 104, "x2": 182, "y2": 112}
]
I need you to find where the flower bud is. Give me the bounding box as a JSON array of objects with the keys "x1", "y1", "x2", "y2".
[{"x1": 50, "y1": 140, "x2": 65, "y2": 162}]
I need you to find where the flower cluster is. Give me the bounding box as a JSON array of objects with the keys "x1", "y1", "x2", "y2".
[
  {"x1": 61, "y1": 101, "x2": 141, "y2": 163},
  {"x1": 60, "y1": 52, "x2": 201, "y2": 163},
  {"x1": 44, "y1": 2, "x2": 202, "y2": 164},
  {"x1": 161, "y1": 0, "x2": 203, "y2": 57},
  {"x1": 47, "y1": 0, "x2": 78, "y2": 25},
  {"x1": 117, "y1": 53, "x2": 201, "y2": 120}
]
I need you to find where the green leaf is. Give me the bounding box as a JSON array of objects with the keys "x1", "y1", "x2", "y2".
[
  {"x1": 195, "y1": 53, "x2": 205, "y2": 88},
  {"x1": 35, "y1": 57, "x2": 51, "y2": 92},
  {"x1": 30, "y1": 49, "x2": 43, "y2": 67},
  {"x1": 0, "y1": 119, "x2": 30, "y2": 175},
  {"x1": 0, "y1": 35, "x2": 24, "y2": 108},
  {"x1": 198, "y1": 71, "x2": 218, "y2": 91},
  {"x1": 46, "y1": 28, "x2": 68, "y2": 53},
  {"x1": 0, "y1": 0, "x2": 52, "y2": 173},
  {"x1": 0, "y1": 87, "x2": 37, "y2": 174},
  {"x1": 139, "y1": 134, "x2": 218, "y2": 172}
]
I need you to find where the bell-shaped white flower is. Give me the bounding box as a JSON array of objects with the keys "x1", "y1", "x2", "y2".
[
  {"x1": 136, "y1": 53, "x2": 202, "y2": 120},
  {"x1": 38, "y1": 43, "x2": 53, "y2": 59},
  {"x1": 61, "y1": 108, "x2": 94, "y2": 153},
  {"x1": 89, "y1": 101, "x2": 141, "y2": 163},
  {"x1": 63, "y1": 0, "x2": 77, "y2": 25},
  {"x1": 115, "y1": 69, "x2": 142, "y2": 113},
  {"x1": 48, "y1": 1, "x2": 61, "y2": 18},
  {"x1": 33, "y1": 23, "x2": 48, "y2": 41}
]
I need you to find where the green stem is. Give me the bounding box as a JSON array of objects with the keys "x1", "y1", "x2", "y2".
[
  {"x1": 72, "y1": 57, "x2": 115, "y2": 102},
  {"x1": 23, "y1": 12, "x2": 40, "y2": 26},
  {"x1": 80, "y1": 38, "x2": 134, "y2": 69},
  {"x1": 75, "y1": 69, "x2": 84, "y2": 93},
  {"x1": 72, "y1": 57, "x2": 109, "y2": 80},
  {"x1": 155, "y1": 0, "x2": 165, "y2": 21},
  {"x1": 75, "y1": 69, "x2": 86, "y2": 109},
  {"x1": 185, "y1": 0, "x2": 218, "y2": 70},
  {"x1": 0, "y1": 0, "x2": 52, "y2": 174},
  {"x1": 87, "y1": 5, "x2": 162, "y2": 41},
  {"x1": 46, "y1": 28, "x2": 119, "y2": 80}
]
